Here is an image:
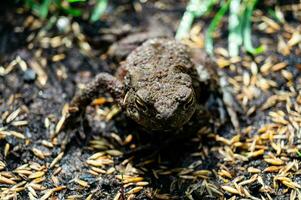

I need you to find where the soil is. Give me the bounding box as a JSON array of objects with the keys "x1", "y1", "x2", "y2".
[{"x1": 1, "y1": 1, "x2": 301, "y2": 200}]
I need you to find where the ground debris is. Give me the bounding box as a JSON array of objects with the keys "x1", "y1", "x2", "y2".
[{"x1": 1, "y1": 1, "x2": 301, "y2": 200}]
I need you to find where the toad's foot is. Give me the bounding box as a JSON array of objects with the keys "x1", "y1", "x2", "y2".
[{"x1": 55, "y1": 73, "x2": 124, "y2": 139}]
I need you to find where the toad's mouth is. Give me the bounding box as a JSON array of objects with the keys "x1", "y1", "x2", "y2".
[
  {"x1": 140, "y1": 113, "x2": 194, "y2": 131},
  {"x1": 126, "y1": 99, "x2": 197, "y2": 131}
]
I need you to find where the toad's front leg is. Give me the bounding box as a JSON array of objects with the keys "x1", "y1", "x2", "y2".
[{"x1": 60, "y1": 73, "x2": 124, "y2": 132}]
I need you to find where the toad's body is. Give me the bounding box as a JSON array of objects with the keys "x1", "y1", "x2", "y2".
[
  {"x1": 123, "y1": 39, "x2": 199, "y2": 130},
  {"x1": 66, "y1": 38, "x2": 233, "y2": 132}
]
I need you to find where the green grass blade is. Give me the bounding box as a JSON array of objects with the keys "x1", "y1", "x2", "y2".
[
  {"x1": 228, "y1": 0, "x2": 242, "y2": 57},
  {"x1": 175, "y1": 0, "x2": 216, "y2": 40},
  {"x1": 205, "y1": 0, "x2": 230, "y2": 55},
  {"x1": 23, "y1": 0, "x2": 35, "y2": 8},
  {"x1": 90, "y1": 0, "x2": 108, "y2": 22},
  {"x1": 242, "y1": 0, "x2": 264, "y2": 55},
  {"x1": 175, "y1": 10, "x2": 195, "y2": 40},
  {"x1": 67, "y1": 0, "x2": 87, "y2": 3},
  {"x1": 33, "y1": 0, "x2": 51, "y2": 19},
  {"x1": 268, "y1": 7, "x2": 285, "y2": 23},
  {"x1": 62, "y1": 7, "x2": 82, "y2": 17}
]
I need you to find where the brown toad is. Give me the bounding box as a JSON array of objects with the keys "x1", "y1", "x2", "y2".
[{"x1": 64, "y1": 38, "x2": 239, "y2": 132}]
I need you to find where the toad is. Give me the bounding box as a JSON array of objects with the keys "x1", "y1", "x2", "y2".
[{"x1": 62, "y1": 38, "x2": 239, "y2": 133}]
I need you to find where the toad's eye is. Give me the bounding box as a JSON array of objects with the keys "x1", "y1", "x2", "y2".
[
  {"x1": 184, "y1": 94, "x2": 194, "y2": 110},
  {"x1": 135, "y1": 97, "x2": 148, "y2": 112}
]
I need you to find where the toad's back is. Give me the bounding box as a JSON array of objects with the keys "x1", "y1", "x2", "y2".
[{"x1": 124, "y1": 38, "x2": 194, "y2": 93}]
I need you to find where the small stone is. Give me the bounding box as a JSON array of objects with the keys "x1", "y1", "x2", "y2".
[
  {"x1": 249, "y1": 182, "x2": 262, "y2": 193},
  {"x1": 56, "y1": 16, "x2": 70, "y2": 33},
  {"x1": 23, "y1": 69, "x2": 36, "y2": 83}
]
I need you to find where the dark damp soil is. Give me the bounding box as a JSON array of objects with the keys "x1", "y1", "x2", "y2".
[{"x1": 1, "y1": 1, "x2": 301, "y2": 200}]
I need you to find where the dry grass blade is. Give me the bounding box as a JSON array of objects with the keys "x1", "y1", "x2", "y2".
[
  {"x1": 50, "y1": 152, "x2": 64, "y2": 168},
  {"x1": 221, "y1": 185, "x2": 240, "y2": 195}
]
